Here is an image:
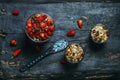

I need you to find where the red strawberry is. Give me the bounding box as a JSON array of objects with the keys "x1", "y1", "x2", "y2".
[
  {"x1": 46, "y1": 19, "x2": 53, "y2": 26},
  {"x1": 36, "y1": 16, "x2": 44, "y2": 21},
  {"x1": 67, "y1": 29, "x2": 76, "y2": 37},
  {"x1": 33, "y1": 23, "x2": 37, "y2": 28},
  {"x1": 61, "y1": 59, "x2": 67, "y2": 64},
  {"x1": 40, "y1": 32, "x2": 45, "y2": 38},
  {"x1": 12, "y1": 10, "x2": 20, "y2": 16},
  {"x1": 40, "y1": 22, "x2": 47, "y2": 29},
  {"x1": 34, "y1": 33, "x2": 40, "y2": 38},
  {"x1": 26, "y1": 21, "x2": 32, "y2": 28},
  {"x1": 47, "y1": 31, "x2": 53, "y2": 36},
  {"x1": 42, "y1": 14, "x2": 47, "y2": 20},
  {"x1": 77, "y1": 19, "x2": 83, "y2": 29},
  {"x1": 13, "y1": 49, "x2": 21, "y2": 57},
  {"x1": 27, "y1": 28, "x2": 32, "y2": 33},
  {"x1": 10, "y1": 39, "x2": 17, "y2": 46},
  {"x1": 49, "y1": 25, "x2": 55, "y2": 32},
  {"x1": 35, "y1": 46, "x2": 40, "y2": 52},
  {"x1": 44, "y1": 32, "x2": 48, "y2": 38},
  {"x1": 29, "y1": 32, "x2": 33, "y2": 38},
  {"x1": 44, "y1": 28, "x2": 49, "y2": 32}
]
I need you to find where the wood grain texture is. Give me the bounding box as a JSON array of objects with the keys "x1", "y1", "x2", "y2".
[
  {"x1": 0, "y1": 0, "x2": 120, "y2": 3},
  {"x1": 0, "y1": 1, "x2": 120, "y2": 80}
]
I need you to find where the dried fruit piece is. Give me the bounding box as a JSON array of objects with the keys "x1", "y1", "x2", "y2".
[
  {"x1": 40, "y1": 32, "x2": 45, "y2": 38},
  {"x1": 67, "y1": 29, "x2": 76, "y2": 37},
  {"x1": 10, "y1": 39, "x2": 17, "y2": 46},
  {"x1": 77, "y1": 19, "x2": 83, "y2": 29},
  {"x1": 12, "y1": 10, "x2": 20, "y2": 16}
]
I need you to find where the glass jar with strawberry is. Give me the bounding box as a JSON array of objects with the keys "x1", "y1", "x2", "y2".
[{"x1": 25, "y1": 13, "x2": 55, "y2": 43}]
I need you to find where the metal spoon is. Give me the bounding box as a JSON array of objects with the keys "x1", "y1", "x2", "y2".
[{"x1": 19, "y1": 39, "x2": 68, "y2": 72}]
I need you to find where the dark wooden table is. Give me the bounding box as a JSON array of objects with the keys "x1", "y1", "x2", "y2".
[{"x1": 0, "y1": 0, "x2": 120, "y2": 80}]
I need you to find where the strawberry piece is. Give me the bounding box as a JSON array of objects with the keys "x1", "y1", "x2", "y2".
[
  {"x1": 61, "y1": 59, "x2": 67, "y2": 64},
  {"x1": 12, "y1": 10, "x2": 20, "y2": 16},
  {"x1": 33, "y1": 23, "x2": 37, "y2": 28},
  {"x1": 29, "y1": 32, "x2": 33, "y2": 38},
  {"x1": 40, "y1": 32, "x2": 45, "y2": 38},
  {"x1": 27, "y1": 28, "x2": 32, "y2": 33},
  {"x1": 42, "y1": 14, "x2": 47, "y2": 20},
  {"x1": 40, "y1": 32, "x2": 47, "y2": 41},
  {"x1": 35, "y1": 46, "x2": 40, "y2": 52},
  {"x1": 10, "y1": 39, "x2": 17, "y2": 46},
  {"x1": 26, "y1": 21, "x2": 32, "y2": 28},
  {"x1": 44, "y1": 32, "x2": 48, "y2": 38},
  {"x1": 44, "y1": 28, "x2": 49, "y2": 32},
  {"x1": 77, "y1": 19, "x2": 83, "y2": 29},
  {"x1": 67, "y1": 29, "x2": 76, "y2": 37},
  {"x1": 13, "y1": 49, "x2": 21, "y2": 57},
  {"x1": 36, "y1": 16, "x2": 44, "y2": 21},
  {"x1": 47, "y1": 31, "x2": 53, "y2": 36},
  {"x1": 49, "y1": 25, "x2": 55, "y2": 32},
  {"x1": 46, "y1": 19, "x2": 53, "y2": 26},
  {"x1": 40, "y1": 22, "x2": 47, "y2": 29}
]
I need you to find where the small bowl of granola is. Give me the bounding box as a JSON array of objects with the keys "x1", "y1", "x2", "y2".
[
  {"x1": 65, "y1": 44, "x2": 84, "y2": 63},
  {"x1": 91, "y1": 24, "x2": 109, "y2": 44},
  {"x1": 25, "y1": 13, "x2": 55, "y2": 43}
]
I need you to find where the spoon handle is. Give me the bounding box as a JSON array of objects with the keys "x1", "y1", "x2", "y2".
[{"x1": 19, "y1": 50, "x2": 50, "y2": 72}]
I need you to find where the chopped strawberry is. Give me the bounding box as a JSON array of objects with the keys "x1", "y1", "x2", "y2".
[
  {"x1": 27, "y1": 28, "x2": 32, "y2": 33},
  {"x1": 26, "y1": 21, "x2": 32, "y2": 28},
  {"x1": 33, "y1": 23, "x2": 37, "y2": 28},
  {"x1": 36, "y1": 16, "x2": 44, "y2": 21},
  {"x1": 47, "y1": 31, "x2": 53, "y2": 36},
  {"x1": 49, "y1": 25, "x2": 55, "y2": 32},
  {"x1": 42, "y1": 14, "x2": 47, "y2": 20},
  {"x1": 44, "y1": 27, "x2": 49, "y2": 32},
  {"x1": 40, "y1": 22, "x2": 47, "y2": 29},
  {"x1": 46, "y1": 19, "x2": 53, "y2": 26}
]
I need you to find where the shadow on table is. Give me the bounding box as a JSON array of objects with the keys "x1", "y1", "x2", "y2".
[
  {"x1": 88, "y1": 35, "x2": 106, "y2": 52},
  {"x1": 20, "y1": 36, "x2": 51, "y2": 60}
]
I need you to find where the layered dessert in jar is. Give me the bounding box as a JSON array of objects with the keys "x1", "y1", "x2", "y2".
[
  {"x1": 65, "y1": 44, "x2": 84, "y2": 63},
  {"x1": 25, "y1": 13, "x2": 55, "y2": 43},
  {"x1": 91, "y1": 24, "x2": 109, "y2": 43}
]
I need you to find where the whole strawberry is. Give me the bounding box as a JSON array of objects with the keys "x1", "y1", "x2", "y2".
[
  {"x1": 10, "y1": 39, "x2": 17, "y2": 46},
  {"x1": 67, "y1": 29, "x2": 76, "y2": 37},
  {"x1": 12, "y1": 10, "x2": 20, "y2": 16}
]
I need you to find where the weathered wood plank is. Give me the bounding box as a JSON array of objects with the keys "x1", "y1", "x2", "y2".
[{"x1": 0, "y1": 2, "x2": 120, "y2": 80}]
